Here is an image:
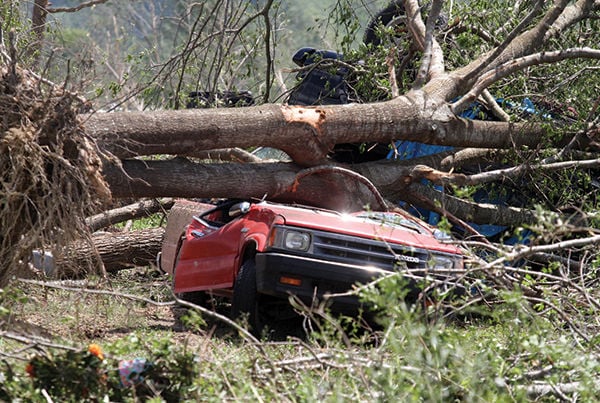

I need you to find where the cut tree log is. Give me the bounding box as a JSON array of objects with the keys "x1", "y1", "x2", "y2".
[
  {"x1": 63, "y1": 228, "x2": 166, "y2": 274},
  {"x1": 34, "y1": 228, "x2": 166, "y2": 276}
]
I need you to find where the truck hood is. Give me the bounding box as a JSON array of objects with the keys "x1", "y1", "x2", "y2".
[{"x1": 262, "y1": 203, "x2": 461, "y2": 255}]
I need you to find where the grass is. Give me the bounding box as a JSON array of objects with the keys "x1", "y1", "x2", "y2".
[{"x1": 2, "y1": 267, "x2": 600, "y2": 401}]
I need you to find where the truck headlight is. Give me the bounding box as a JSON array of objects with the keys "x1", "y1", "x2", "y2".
[
  {"x1": 284, "y1": 231, "x2": 311, "y2": 251},
  {"x1": 429, "y1": 255, "x2": 455, "y2": 270}
]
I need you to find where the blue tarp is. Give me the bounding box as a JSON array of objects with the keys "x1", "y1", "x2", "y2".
[{"x1": 387, "y1": 98, "x2": 539, "y2": 242}]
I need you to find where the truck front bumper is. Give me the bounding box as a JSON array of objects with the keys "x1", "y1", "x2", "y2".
[{"x1": 255, "y1": 252, "x2": 393, "y2": 312}]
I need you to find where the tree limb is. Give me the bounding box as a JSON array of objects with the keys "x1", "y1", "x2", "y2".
[
  {"x1": 453, "y1": 47, "x2": 600, "y2": 114},
  {"x1": 86, "y1": 198, "x2": 174, "y2": 232},
  {"x1": 461, "y1": 157, "x2": 600, "y2": 186},
  {"x1": 84, "y1": 100, "x2": 571, "y2": 166},
  {"x1": 413, "y1": 0, "x2": 445, "y2": 87},
  {"x1": 402, "y1": 182, "x2": 537, "y2": 226},
  {"x1": 462, "y1": 0, "x2": 545, "y2": 83},
  {"x1": 404, "y1": 0, "x2": 445, "y2": 82},
  {"x1": 544, "y1": 0, "x2": 598, "y2": 41},
  {"x1": 48, "y1": 0, "x2": 110, "y2": 13}
]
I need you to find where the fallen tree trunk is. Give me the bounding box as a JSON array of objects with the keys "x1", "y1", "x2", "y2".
[
  {"x1": 103, "y1": 158, "x2": 388, "y2": 212},
  {"x1": 84, "y1": 102, "x2": 553, "y2": 167},
  {"x1": 56, "y1": 228, "x2": 165, "y2": 275},
  {"x1": 102, "y1": 157, "x2": 537, "y2": 225}
]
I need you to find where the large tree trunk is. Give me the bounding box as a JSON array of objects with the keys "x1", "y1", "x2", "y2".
[
  {"x1": 59, "y1": 228, "x2": 165, "y2": 275},
  {"x1": 102, "y1": 157, "x2": 537, "y2": 226},
  {"x1": 85, "y1": 100, "x2": 553, "y2": 166}
]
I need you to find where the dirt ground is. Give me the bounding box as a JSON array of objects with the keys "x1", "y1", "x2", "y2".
[{"x1": 3, "y1": 266, "x2": 309, "y2": 352}]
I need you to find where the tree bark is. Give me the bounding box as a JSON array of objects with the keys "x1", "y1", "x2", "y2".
[
  {"x1": 103, "y1": 158, "x2": 388, "y2": 212},
  {"x1": 29, "y1": 0, "x2": 49, "y2": 63},
  {"x1": 101, "y1": 156, "x2": 538, "y2": 226},
  {"x1": 84, "y1": 100, "x2": 556, "y2": 167},
  {"x1": 60, "y1": 228, "x2": 165, "y2": 274}
]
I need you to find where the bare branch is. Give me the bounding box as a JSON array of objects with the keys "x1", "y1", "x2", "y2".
[
  {"x1": 289, "y1": 165, "x2": 388, "y2": 211},
  {"x1": 403, "y1": 0, "x2": 426, "y2": 50},
  {"x1": 48, "y1": 0, "x2": 110, "y2": 13},
  {"x1": 194, "y1": 148, "x2": 264, "y2": 163},
  {"x1": 461, "y1": 157, "x2": 600, "y2": 186},
  {"x1": 463, "y1": 0, "x2": 545, "y2": 83},
  {"x1": 413, "y1": 0, "x2": 445, "y2": 87},
  {"x1": 440, "y1": 148, "x2": 499, "y2": 171},
  {"x1": 481, "y1": 90, "x2": 511, "y2": 122},
  {"x1": 523, "y1": 381, "x2": 586, "y2": 400},
  {"x1": 545, "y1": 0, "x2": 599, "y2": 41},
  {"x1": 402, "y1": 182, "x2": 537, "y2": 226},
  {"x1": 482, "y1": 234, "x2": 600, "y2": 271},
  {"x1": 453, "y1": 47, "x2": 600, "y2": 114},
  {"x1": 386, "y1": 48, "x2": 400, "y2": 98},
  {"x1": 404, "y1": 0, "x2": 445, "y2": 83},
  {"x1": 86, "y1": 198, "x2": 174, "y2": 232}
]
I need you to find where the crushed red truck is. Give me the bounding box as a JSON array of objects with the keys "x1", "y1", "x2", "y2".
[{"x1": 159, "y1": 197, "x2": 464, "y2": 331}]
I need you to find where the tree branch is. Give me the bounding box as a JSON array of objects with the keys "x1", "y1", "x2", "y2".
[
  {"x1": 402, "y1": 182, "x2": 537, "y2": 226},
  {"x1": 461, "y1": 157, "x2": 600, "y2": 186},
  {"x1": 86, "y1": 198, "x2": 174, "y2": 232},
  {"x1": 462, "y1": 0, "x2": 545, "y2": 83},
  {"x1": 453, "y1": 47, "x2": 600, "y2": 114},
  {"x1": 413, "y1": 0, "x2": 445, "y2": 87},
  {"x1": 48, "y1": 0, "x2": 110, "y2": 13},
  {"x1": 404, "y1": 0, "x2": 445, "y2": 84},
  {"x1": 545, "y1": 0, "x2": 598, "y2": 41}
]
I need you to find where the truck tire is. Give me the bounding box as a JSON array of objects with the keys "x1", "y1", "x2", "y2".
[
  {"x1": 231, "y1": 259, "x2": 262, "y2": 334},
  {"x1": 363, "y1": 0, "x2": 405, "y2": 47}
]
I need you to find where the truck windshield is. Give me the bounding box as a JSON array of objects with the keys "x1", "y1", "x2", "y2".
[{"x1": 354, "y1": 212, "x2": 425, "y2": 234}]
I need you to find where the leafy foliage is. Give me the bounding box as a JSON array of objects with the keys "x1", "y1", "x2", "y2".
[{"x1": 3, "y1": 274, "x2": 600, "y2": 401}]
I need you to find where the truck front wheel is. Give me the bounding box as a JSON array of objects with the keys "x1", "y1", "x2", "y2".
[{"x1": 231, "y1": 259, "x2": 262, "y2": 335}]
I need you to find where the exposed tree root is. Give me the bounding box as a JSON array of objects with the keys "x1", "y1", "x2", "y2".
[{"x1": 0, "y1": 64, "x2": 110, "y2": 285}]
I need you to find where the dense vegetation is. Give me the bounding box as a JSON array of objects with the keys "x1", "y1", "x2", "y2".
[{"x1": 3, "y1": 269, "x2": 600, "y2": 401}]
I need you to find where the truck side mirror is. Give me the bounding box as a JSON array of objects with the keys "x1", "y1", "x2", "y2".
[{"x1": 229, "y1": 201, "x2": 251, "y2": 218}]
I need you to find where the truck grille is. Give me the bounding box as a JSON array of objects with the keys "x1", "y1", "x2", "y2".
[{"x1": 310, "y1": 229, "x2": 430, "y2": 271}]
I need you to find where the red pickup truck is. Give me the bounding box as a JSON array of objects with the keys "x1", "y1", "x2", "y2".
[{"x1": 160, "y1": 198, "x2": 463, "y2": 331}]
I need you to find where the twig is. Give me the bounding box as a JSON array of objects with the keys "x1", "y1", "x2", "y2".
[
  {"x1": 0, "y1": 331, "x2": 77, "y2": 352},
  {"x1": 41, "y1": 389, "x2": 54, "y2": 403},
  {"x1": 18, "y1": 278, "x2": 175, "y2": 307},
  {"x1": 525, "y1": 296, "x2": 590, "y2": 342},
  {"x1": 523, "y1": 381, "x2": 583, "y2": 399},
  {"x1": 483, "y1": 234, "x2": 600, "y2": 269}
]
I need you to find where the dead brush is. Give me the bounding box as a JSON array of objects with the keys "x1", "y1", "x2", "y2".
[{"x1": 0, "y1": 58, "x2": 111, "y2": 285}]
